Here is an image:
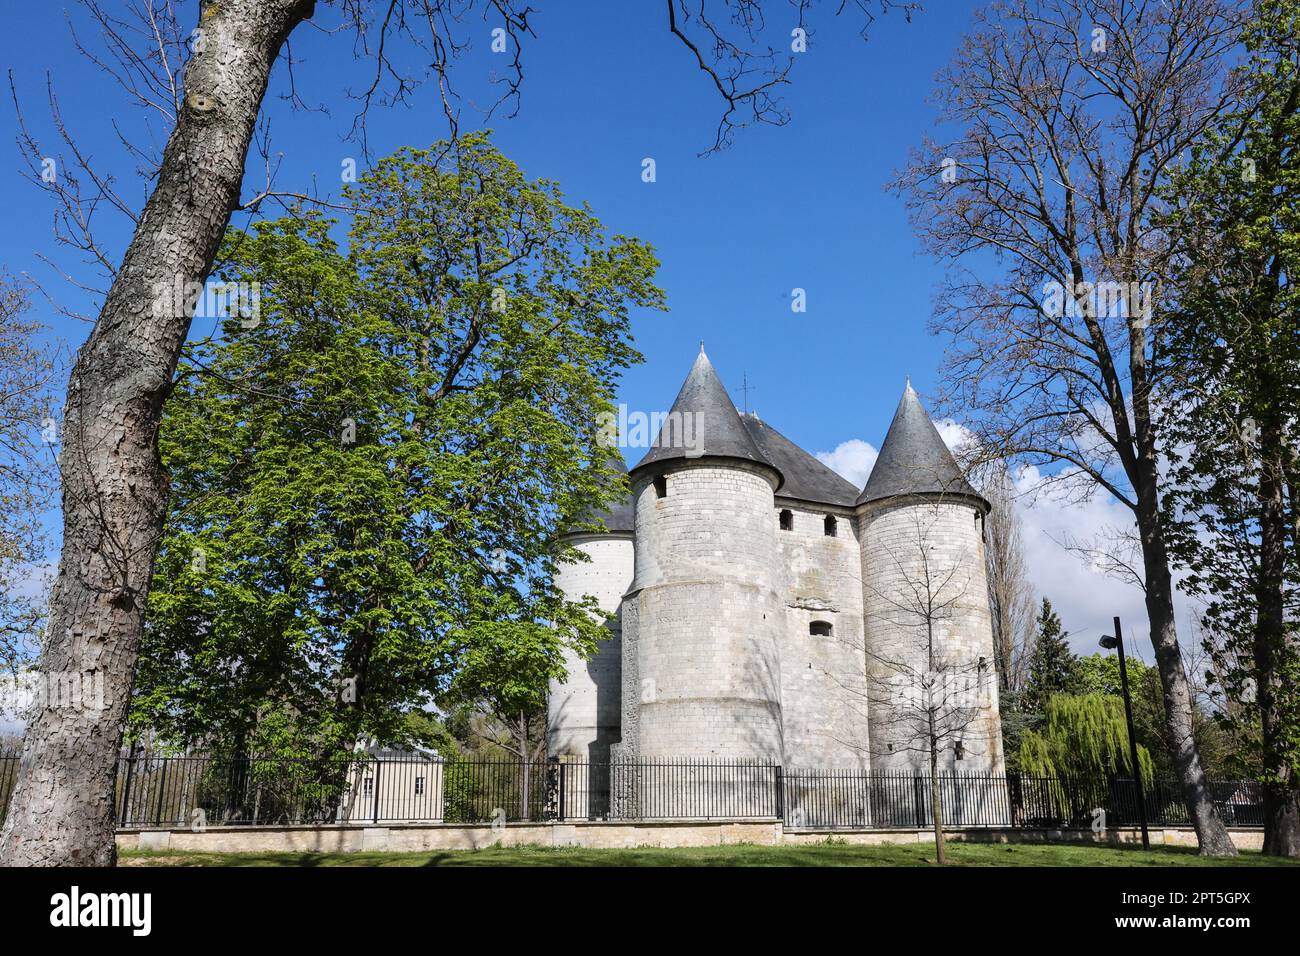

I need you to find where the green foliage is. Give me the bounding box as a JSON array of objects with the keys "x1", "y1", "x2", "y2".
[
  {"x1": 995, "y1": 689, "x2": 1035, "y2": 774},
  {"x1": 1076, "y1": 652, "x2": 1239, "y2": 779},
  {"x1": 1156, "y1": 1, "x2": 1300, "y2": 789},
  {"x1": 132, "y1": 133, "x2": 666, "y2": 755},
  {"x1": 399, "y1": 710, "x2": 463, "y2": 759},
  {"x1": 1076, "y1": 653, "x2": 1123, "y2": 697},
  {"x1": 1019, "y1": 693, "x2": 1154, "y2": 783}
]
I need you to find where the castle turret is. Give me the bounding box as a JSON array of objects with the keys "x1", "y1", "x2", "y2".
[
  {"x1": 856, "y1": 384, "x2": 1004, "y2": 777},
  {"x1": 618, "y1": 350, "x2": 787, "y2": 761},
  {"x1": 547, "y1": 454, "x2": 634, "y2": 766}
]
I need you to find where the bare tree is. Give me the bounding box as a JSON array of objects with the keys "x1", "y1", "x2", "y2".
[
  {"x1": 854, "y1": 499, "x2": 1000, "y2": 865},
  {"x1": 980, "y1": 468, "x2": 1037, "y2": 694},
  {"x1": 891, "y1": 0, "x2": 1243, "y2": 855},
  {"x1": 3, "y1": 0, "x2": 919, "y2": 866},
  {"x1": 467, "y1": 705, "x2": 547, "y2": 820}
]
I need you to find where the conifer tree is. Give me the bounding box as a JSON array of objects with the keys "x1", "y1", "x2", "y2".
[{"x1": 1022, "y1": 598, "x2": 1083, "y2": 717}]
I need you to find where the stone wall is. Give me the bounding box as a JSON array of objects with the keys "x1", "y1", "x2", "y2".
[
  {"x1": 624, "y1": 460, "x2": 785, "y2": 760},
  {"x1": 858, "y1": 496, "x2": 1004, "y2": 777},
  {"x1": 773, "y1": 500, "x2": 871, "y2": 770},
  {"x1": 118, "y1": 822, "x2": 1263, "y2": 853},
  {"x1": 547, "y1": 532, "x2": 633, "y2": 763}
]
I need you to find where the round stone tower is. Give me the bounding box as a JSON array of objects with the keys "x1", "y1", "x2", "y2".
[
  {"x1": 547, "y1": 455, "x2": 634, "y2": 764},
  {"x1": 856, "y1": 384, "x2": 1004, "y2": 778},
  {"x1": 623, "y1": 350, "x2": 786, "y2": 761}
]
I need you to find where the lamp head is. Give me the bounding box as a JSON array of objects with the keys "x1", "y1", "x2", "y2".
[{"x1": 1099, "y1": 635, "x2": 1119, "y2": 650}]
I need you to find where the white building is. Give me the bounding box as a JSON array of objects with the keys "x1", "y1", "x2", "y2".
[
  {"x1": 548, "y1": 351, "x2": 1004, "y2": 808},
  {"x1": 340, "y1": 745, "x2": 444, "y2": 823}
]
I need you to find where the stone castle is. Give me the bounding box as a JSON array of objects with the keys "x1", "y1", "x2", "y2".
[{"x1": 548, "y1": 350, "x2": 1004, "y2": 777}]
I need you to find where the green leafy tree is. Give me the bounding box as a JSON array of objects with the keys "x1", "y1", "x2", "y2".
[
  {"x1": 1020, "y1": 692, "x2": 1154, "y2": 826},
  {"x1": 1157, "y1": 0, "x2": 1300, "y2": 855},
  {"x1": 1076, "y1": 653, "x2": 1123, "y2": 698},
  {"x1": 1076, "y1": 652, "x2": 1237, "y2": 780},
  {"x1": 1020, "y1": 693, "x2": 1154, "y2": 782},
  {"x1": 130, "y1": 134, "x2": 665, "y2": 759}
]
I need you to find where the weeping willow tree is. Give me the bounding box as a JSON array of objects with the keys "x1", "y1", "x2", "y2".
[{"x1": 1019, "y1": 694, "x2": 1154, "y2": 825}]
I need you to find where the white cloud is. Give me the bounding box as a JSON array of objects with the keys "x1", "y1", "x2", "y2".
[
  {"x1": 816, "y1": 439, "x2": 878, "y2": 490},
  {"x1": 816, "y1": 427, "x2": 1190, "y2": 660},
  {"x1": 1008, "y1": 464, "x2": 1155, "y2": 656},
  {"x1": 933, "y1": 417, "x2": 976, "y2": 455}
]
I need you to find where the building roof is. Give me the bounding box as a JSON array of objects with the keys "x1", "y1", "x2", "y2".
[
  {"x1": 631, "y1": 350, "x2": 781, "y2": 484},
  {"x1": 856, "y1": 384, "x2": 984, "y2": 508},
  {"x1": 578, "y1": 452, "x2": 635, "y2": 534},
  {"x1": 741, "y1": 413, "x2": 859, "y2": 507},
  {"x1": 359, "y1": 742, "x2": 440, "y2": 761}
]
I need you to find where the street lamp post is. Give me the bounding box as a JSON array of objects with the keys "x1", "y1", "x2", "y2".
[{"x1": 1100, "y1": 616, "x2": 1150, "y2": 850}]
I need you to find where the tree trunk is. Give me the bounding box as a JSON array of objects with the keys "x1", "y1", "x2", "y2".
[
  {"x1": 1263, "y1": 789, "x2": 1300, "y2": 857},
  {"x1": 929, "y1": 730, "x2": 945, "y2": 865},
  {"x1": 1137, "y1": 510, "x2": 1237, "y2": 857},
  {"x1": 1126, "y1": 309, "x2": 1237, "y2": 858},
  {"x1": 1257, "y1": 425, "x2": 1300, "y2": 857},
  {"x1": 0, "y1": 0, "x2": 315, "y2": 867}
]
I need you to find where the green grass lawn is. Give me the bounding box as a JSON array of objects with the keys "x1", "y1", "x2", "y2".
[{"x1": 119, "y1": 840, "x2": 1300, "y2": 868}]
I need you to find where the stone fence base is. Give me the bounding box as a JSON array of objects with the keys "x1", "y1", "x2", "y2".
[{"x1": 116, "y1": 820, "x2": 1264, "y2": 854}]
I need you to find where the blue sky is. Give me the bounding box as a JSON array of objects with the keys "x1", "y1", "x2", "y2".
[{"x1": 0, "y1": 2, "x2": 1167, "y2": 653}]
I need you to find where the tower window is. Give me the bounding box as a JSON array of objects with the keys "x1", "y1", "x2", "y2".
[
  {"x1": 823, "y1": 515, "x2": 837, "y2": 537},
  {"x1": 779, "y1": 509, "x2": 793, "y2": 531},
  {"x1": 809, "y1": 620, "x2": 833, "y2": 637},
  {"x1": 653, "y1": 475, "x2": 667, "y2": 499}
]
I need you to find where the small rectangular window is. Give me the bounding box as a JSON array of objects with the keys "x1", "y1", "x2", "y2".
[
  {"x1": 779, "y1": 509, "x2": 793, "y2": 531},
  {"x1": 824, "y1": 515, "x2": 838, "y2": 537},
  {"x1": 415, "y1": 776, "x2": 425, "y2": 795},
  {"x1": 363, "y1": 777, "x2": 373, "y2": 796},
  {"x1": 653, "y1": 475, "x2": 667, "y2": 499}
]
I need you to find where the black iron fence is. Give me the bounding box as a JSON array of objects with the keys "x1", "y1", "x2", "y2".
[
  {"x1": 779, "y1": 770, "x2": 1264, "y2": 829},
  {"x1": 0, "y1": 750, "x2": 1267, "y2": 831},
  {"x1": 0, "y1": 751, "x2": 17, "y2": 826}
]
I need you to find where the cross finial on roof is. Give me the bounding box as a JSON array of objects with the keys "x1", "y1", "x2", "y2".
[{"x1": 739, "y1": 371, "x2": 757, "y2": 415}]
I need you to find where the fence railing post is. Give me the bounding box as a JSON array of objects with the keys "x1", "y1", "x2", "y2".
[
  {"x1": 120, "y1": 753, "x2": 137, "y2": 826},
  {"x1": 774, "y1": 765, "x2": 784, "y2": 822},
  {"x1": 373, "y1": 759, "x2": 383, "y2": 824},
  {"x1": 153, "y1": 759, "x2": 168, "y2": 828},
  {"x1": 557, "y1": 758, "x2": 566, "y2": 822}
]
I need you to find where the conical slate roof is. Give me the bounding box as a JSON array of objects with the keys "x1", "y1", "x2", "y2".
[
  {"x1": 587, "y1": 455, "x2": 637, "y2": 535},
  {"x1": 631, "y1": 350, "x2": 781, "y2": 484},
  {"x1": 741, "y1": 413, "x2": 858, "y2": 507},
  {"x1": 577, "y1": 452, "x2": 635, "y2": 534},
  {"x1": 857, "y1": 384, "x2": 984, "y2": 508}
]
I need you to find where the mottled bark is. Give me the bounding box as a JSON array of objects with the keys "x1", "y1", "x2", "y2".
[
  {"x1": 0, "y1": 0, "x2": 315, "y2": 867},
  {"x1": 1130, "y1": 287, "x2": 1236, "y2": 858},
  {"x1": 1134, "y1": 475, "x2": 1236, "y2": 856},
  {"x1": 1257, "y1": 423, "x2": 1300, "y2": 857}
]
